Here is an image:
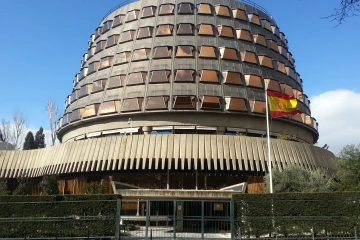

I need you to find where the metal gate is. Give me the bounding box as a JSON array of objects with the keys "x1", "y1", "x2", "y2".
[{"x1": 117, "y1": 199, "x2": 233, "y2": 239}]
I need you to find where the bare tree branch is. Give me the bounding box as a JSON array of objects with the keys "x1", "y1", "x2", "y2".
[
  {"x1": 46, "y1": 100, "x2": 59, "y2": 146},
  {"x1": 326, "y1": 0, "x2": 360, "y2": 26},
  {"x1": 0, "y1": 119, "x2": 12, "y2": 143},
  {"x1": 12, "y1": 111, "x2": 27, "y2": 150}
]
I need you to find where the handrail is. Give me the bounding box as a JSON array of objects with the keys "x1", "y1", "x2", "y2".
[{"x1": 100, "y1": 0, "x2": 276, "y2": 25}]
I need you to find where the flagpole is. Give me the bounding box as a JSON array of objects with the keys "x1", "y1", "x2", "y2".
[{"x1": 265, "y1": 86, "x2": 273, "y2": 194}]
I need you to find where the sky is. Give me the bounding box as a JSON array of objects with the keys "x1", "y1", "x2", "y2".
[{"x1": 0, "y1": 0, "x2": 359, "y2": 153}]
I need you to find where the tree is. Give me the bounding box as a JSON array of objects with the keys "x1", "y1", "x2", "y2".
[
  {"x1": 0, "y1": 131, "x2": 3, "y2": 142},
  {"x1": 0, "y1": 181, "x2": 9, "y2": 195},
  {"x1": 0, "y1": 119, "x2": 11, "y2": 143},
  {"x1": 12, "y1": 111, "x2": 27, "y2": 149},
  {"x1": 332, "y1": 144, "x2": 360, "y2": 191},
  {"x1": 39, "y1": 175, "x2": 59, "y2": 195},
  {"x1": 83, "y1": 180, "x2": 109, "y2": 194},
  {"x1": 46, "y1": 100, "x2": 59, "y2": 146},
  {"x1": 264, "y1": 165, "x2": 332, "y2": 193},
  {"x1": 23, "y1": 131, "x2": 37, "y2": 150},
  {"x1": 329, "y1": 0, "x2": 360, "y2": 25},
  {"x1": 13, "y1": 177, "x2": 32, "y2": 195},
  {"x1": 35, "y1": 127, "x2": 46, "y2": 149}
]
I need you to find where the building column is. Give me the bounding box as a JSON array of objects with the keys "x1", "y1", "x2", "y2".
[
  {"x1": 176, "y1": 201, "x2": 184, "y2": 232},
  {"x1": 217, "y1": 126, "x2": 226, "y2": 135},
  {"x1": 142, "y1": 126, "x2": 152, "y2": 135}
]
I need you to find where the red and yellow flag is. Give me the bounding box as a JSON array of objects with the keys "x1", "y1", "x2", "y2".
[{"x1": 267, "y1": 90, "x2": 302, "y2": 118}]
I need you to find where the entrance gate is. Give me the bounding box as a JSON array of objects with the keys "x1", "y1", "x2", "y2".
[{"x1": 117, "y1": 199, "x2": 233, "y2": 239}]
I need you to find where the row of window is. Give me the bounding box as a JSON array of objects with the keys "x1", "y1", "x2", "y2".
[{"x1": 93, "y1": 3, "x2": 287, "y2": 45}]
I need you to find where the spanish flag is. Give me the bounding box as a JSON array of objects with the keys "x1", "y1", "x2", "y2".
[{"x1": 267, "y1": 90, "x2": 302, "y2": 118}]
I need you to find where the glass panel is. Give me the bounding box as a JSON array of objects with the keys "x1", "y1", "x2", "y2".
[
  {"x1": 114, "y1": 51, "x2": 131, "y2": 64},
  {"x1": 153, "y1": 46, "x2": 172, "y2": 58},
  {"x1": 100, "y1": 56, "x2": 113, "y2": 69},
  {"x1": 108, "y1": 75, "x2": 125, "y2": 89},
  {"x1": 88, "y1": 61, "x2": 100, "y2": 74},
  {"x1": 272, "y1": 26, "x2": 280, "y2": 36},
  {"x1": 159, "y1": 4, "x2": 174, "y2": 15},
  {"x1": 253, "y1": 34, "x2": 267, "y2": 47},
  {"x1": 248, "y1": 14, "x2": 260, "y2": 25},
  {"x1": 199, "y1": 70, "x2": 218, "y2": 83},
  {"x1": 278, "y1": 46, "x2": 287, "y2": 57},
  {"x1": 217, "y1": 26, "x2": 234, "y2": 38},
  {"x1": 146, "y1": 96, "x2": 169, "y2": 110},
  {"x1": 92, "y1": 79, "x2": 106, "y2": 93},
  {"x1": 249, "y1": 100, "x2": 266, "y2": 113},
  {"x1": 261, "y1": 19, "x2": 272, "y2": 32},
  {"x1": 99, "y1": 101, "x2": 117, "y2": 115},
  {"x1": 223, "y1": 72, "x2": 243, "y2": 85},
  {"x1": 157, "y1": 24, "x2": 174, "y2": 36},
  {"x1": 113, "y1": 14, "x2": 125, "y2": 28},
  {"x1": 174, "y1": 69, "x2": 195, "y2": 82},
  {"x1": 82, "y1": 104, "x2": 99, "y2": 118},
  {"x1": 127, "y1": 72, "x2": 146, "y2": 85},
  {"x1": 125, "y1": 10, "x2": 140, "y2": 22},
  {"x1": 102, "y1": 20, "x2": 113, "y2": 33},
  {"x1": 94, "y1": 27, "x2": 103, "y2": 39},
  {"x1": 177, "y1": 24, "x2": 194, "y2": 35},
  {"x1": 120, "y1": 30, "x2": 135, "y2": 43},
  {"x1": 240, "y1": 51, "x2": 258, "y2": 64},
  {"x1": 71, "y1": 109, "x2": 82, "y2": 122},
  {"x1": 137, "y1": 27, "x2": 153, "y2": 39},
  {"x1": 267, "y1": 40, "x2": 279, "y2": 52},
  {"x1": 133, "y1": 48, "x2": 151, "y2": 61},
  {"x1": 173, "y1": 96, "x2": 196, "y2": 109},
  {"x1": 286, "y1": 67, "x2": 296, "y2": 79},
  {"x1": 258, "y1": 56, "x2": 274, "y2": 69},
  {"x1": 220, "y1": 47, "x2": 238, "y2": 60},
  {"x1": 106, "y1": 35, "x2": 119, "y2": 48},
  {"x1": 70, "y1": 91, "x2": 77, "y2": 103},
  {"x1": 245, "y1": 75, "x2": 263, "y2": 88},
  {"x1": 265, "y1": 79, "x2": 281, "y2": 92},
  {"x1": 79, "y1": 67, "x2": 88, "y2": 79},
  {"x1": 275, "y1": 61, "x2": 286, "y2": 74},
  {"x1": 232, "y1": 9, "x2": 247, "y2": 21},
  {"x1": 176, "y1": 46, "x2": 194, "y2": 57},
  {"x1": 236, "y1": 29, "x2": 252, "y2": 42},
  {"x1": 225, "y1": 98, "x2": 247, "y2": 111},
  {"x1": 95, "y1": 40, "x2": 106, "y2": 53},
  {"x1": 198, "y1": 24, "x2": 214, "y2": 36},
  {"x1": 280, "y1": 84, "x2": 293, "y2": 95},
  {"x1": 122, "y1": 98, "x2": 143, "y2": 112},
  {"x1": 199, "y1": 46, "x2": 216, "y2": 58},
  {"x1": 178, "y1": 3, "x2": 194, "y2": 14},
  {"x1": 197, "y1": 3, "x2": 212, "y2": 15},
  {"x1": 215, "y1": 6, "x2": 230, "y2": 17},
  {"x1": 200, "y1": 96, "x2": 221, "y2": 109},
  {"x1": 79, "y1": 84, "x2": 92, "y2": 98},
  {"x1": 150, "y1": 70, "x2": 170, "y2": 83},
  {"x1": 87, "y1": 46, "x2": 96, "y2": 59},
  {"x1": 142, "y1": 6, "x2": 156, "y2": 18}
]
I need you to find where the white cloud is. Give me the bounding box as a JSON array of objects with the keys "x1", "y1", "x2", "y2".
[{"x1": 310, "y1": 90, "x2": 360, "y2": 155}]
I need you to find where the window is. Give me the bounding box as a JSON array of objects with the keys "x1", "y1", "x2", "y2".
[
  {"x1": 177, "y1": 23, "x2": 194, "y2": 35},
  {"x1": 122, "y1": 98, "x2": 144, "y2": 112},
  {"x1": 79, "y1": 67, "x2": 88, "y2": 80},
  {"x1": 88, "y1": 61, "x2": 100, "y2": 75},
  {"x1": 293, "y1": 89, "x2": 302, "y2": 99},
  {"x1": 232, "y1": 9, "x2": 247, "y2": 21},
  {"x1": 95, "y1": 40, "x2": 107, "y2": 53},
  {"x1": 200, "y1": 96, "x2": 221, "y2": 109},
  {"x1": 225, "y1": 98, "x2": 247, "y2": 111},
  {"x1": 113, "y1": 14, "x2": 125, "y2": 28},
  {"x1": 217, "y1": 25, "x2": 234, "y2": 38},
  {"x1": 102, "y1": 20, "x2": 113, "y2": 33},
  {"x1": 198, "y1": 46, "x2": 217, "y2": 58},
  {"x1": 178, "y1": 3, "x2": 194, "y2": 14},
  {"x1": 176, "y1": 46, "x2": 195, "y2": 57},
  {"x1": 87, "y1": 46, "x2": 96, "y2": 59},
  {"x1": 71, "y1": 108, "x2": 84, "y2": 122},
  {"x1": 70, "y1": 91, "x2": 77, "y2": 103},
  {"x1": 278, "y1": 46, "x2": 287, "y2": 57},
  {"x1": 265, "y1": 79, "x2": 281, "y2": 92},
  {"x1": 196, "y1": 3, "x2": 212, "y2": 15},
  {"x1": 114, "y1": 51, "x2": 131, "y2": 65},
  {"x1": 280, "y1": 84, "x2": 293, "y2": 95},
  {"x1": 146, "y1": 96, "x2": 169, "y2": 110},
  {"x1": 79, "y1": 84, "x2": 92, "y2": 98},
  {"x1": 279, "y1": 32, "x2": 285, "y2": 41},
  {"x1": 132, "y1": 48, "x2": 151, "y2": 61},
  {"x1": 108, "y1": 75, "x2": 126, "y2": 89},
  {"x1": 156, "y1": 24, "x2": 173, "y2": 36},
  {"x1": 99, "y1": 101, "x2": 120, "y2": 115},
  {"x1": 174, "y1": 69, "x2": 195, "y2": 82},
  {"x1": 82, "y1": 104, "x2": 100, "y2": 118},
  {"x1": 215, "y1": 5, "x2": 230, "y2": 17},
  {"x1": 159, "y1": 4, "x2": 174, "y2": 15},
  {"x1": 244, "y1": 75, "x2": 263, "y2": 88},
  {"x1": 274, "y1": 61, "x2": 286, "y2": 74},
  {"x1": 99, "y1": 56, "x2": 114, "y2": 69},
  {"x1": 92, "y1": 79, "x2": 107, "y2": 93},
  {"x1": 173, "y1": 96, "x2": 196, "y2": 109},
  {"x1": 223, "y1": 71, "x2": 243, "y2": 85},
  {"x1": 199, "y1": 70, "x2": 218, "y2": 83},
  {"x1": 267, "y1": 40, "x2": 279, "y2": 53},
  {"x1": 236, "y1": 29, "x2": 252, "y2": 42},
  {"x1": 240, "y1": 51, "x2": 258, "y2": 64},
  {"x1": 248, "y1": 14, "x2": 260, "y2": 25},
  {"x1": 62, "y1": 114, "x2": 70, "y2": 126},
  {"x1": 137, "y1": 26, "x2": 154, "y2": 39},
  {"x1": 253, "y1": 34, "x2": 267, "y2": 47},
  {"x1": 272, "y1": 25, "x2": 280, "y2": 36},
  {"x1": 219, "y1": 47, "x2": 238, "y2": 61},
  {"x1": 120, "y1": 30, "x2": 135, "y2": 43},
  {"x1": 261, "y1": 19, "x2": 272, "y2": 32},
  {"x1": 249, "y1": 101, "x2": 266, "y2": 114},
  {"x1": 149, "y1": 70, "x2": 170, "y2": 83},
  {"x1": 153, "y1": 46, "x2": 172, "y2": 58},
  {"x1": 197, "y1": 24, "x2": 215, "y2": 36},
  {"x1": 258, "y1": 55, "x2": 273, "y2": 69},
  {"x1": 106, "y1": 35, "x2": 119, "y2": 48},
  {"x1": 142, "y1": 6, "x2": 156, "y2": 18},
  {"x1": 127, "y1": 72, "x2": 147, "y2": 85},
  {"x1": 285, "y1": 67, "x2": 296, "y2": 79},
  {"x1": 94, "y1": 27, "x2": 103, "y2": 39},
  {"x1": 125, "y1": 9, "x2": 140, "y2": 22}
]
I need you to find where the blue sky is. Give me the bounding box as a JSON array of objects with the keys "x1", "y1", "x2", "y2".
[{"x1": 0, "y1": 0, "x2": 359, "y2": 151}]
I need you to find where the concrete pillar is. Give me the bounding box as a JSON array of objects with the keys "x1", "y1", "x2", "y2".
[
  {"x1": 142, "y1": 126, "x2": 152, "y2": 135},
  {"x1": 176, "y1": 201, "x2": 184, "y2": 232},
  {"x1": 217, "y1": 126, "x2": 226, "y2": 135}
]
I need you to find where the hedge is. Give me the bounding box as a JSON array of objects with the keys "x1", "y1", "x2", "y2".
[
  {"x1": 0, "y1": 195, "x2": 119, "y2": 238},
  {"x1": 233, "y1": 192, "x2": 360, "y2": 237}
]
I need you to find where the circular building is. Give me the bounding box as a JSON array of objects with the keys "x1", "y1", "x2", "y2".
[{"x1": 0, "y1": 0, "x2": 335, "y2": 195}]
